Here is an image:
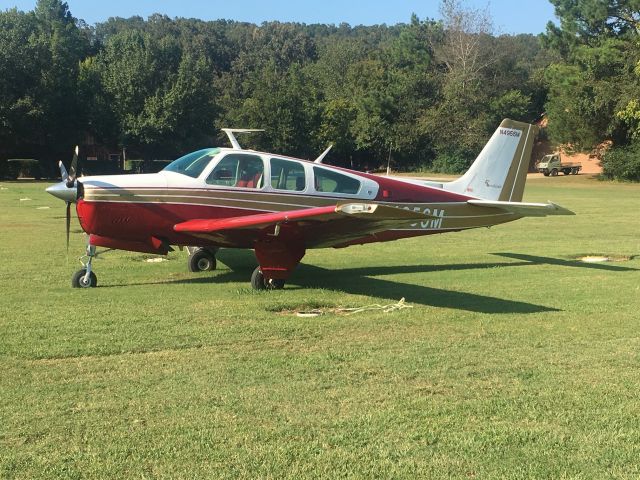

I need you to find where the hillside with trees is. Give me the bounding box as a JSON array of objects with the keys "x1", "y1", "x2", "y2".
[
  {"x1": 544, "y1": 0, "x2": 640, "y2": 180},
  {"x1": 1, "y1": 0, "x2": 638, "y2": 180}
]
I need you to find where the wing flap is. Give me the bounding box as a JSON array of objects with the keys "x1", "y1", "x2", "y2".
[
  {"x1": 335, "y1": 202, "x2": 437, "y2": 220},
  {"x1": 468, "y1": 199, "x2": 574, "y2": 216}
]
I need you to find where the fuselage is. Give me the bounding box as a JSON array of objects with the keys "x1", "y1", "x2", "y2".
[
  {"x1": 72, "y1": 147, "x2": 518, "y2": 253},
  {"x1": 46, "y1": 120, "x2": 573, "y2": 289}
]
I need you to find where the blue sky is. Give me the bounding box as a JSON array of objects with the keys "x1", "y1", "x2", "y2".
[{"x1": 1, "y1": 0, "x2": 558, "y2": 34}]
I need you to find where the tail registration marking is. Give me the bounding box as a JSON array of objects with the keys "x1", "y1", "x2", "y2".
[{"x1": 499, "y1": 128, "x2": 521, "y2": 138}]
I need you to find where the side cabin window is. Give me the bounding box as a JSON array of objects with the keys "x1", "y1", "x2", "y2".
[
  {"x1": 313, "y1": 167, "x2": 361, "y2": 195},
  {"x1": 206, "y1": 154, "x2": 264, "y2": 188},
  {"x1": 270, "y1": 158, "x2": 306, "y2": 191}
]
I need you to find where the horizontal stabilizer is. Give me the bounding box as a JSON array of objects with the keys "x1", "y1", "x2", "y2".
[{"x1": 468, "y1": 199, "x2": 574, "y2": 216}]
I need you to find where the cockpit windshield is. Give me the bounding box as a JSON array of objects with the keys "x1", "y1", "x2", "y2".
[{"x1": 163, "y1": 148, "x2": 220, "y2": 178}]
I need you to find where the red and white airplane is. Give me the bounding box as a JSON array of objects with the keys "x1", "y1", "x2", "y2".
[{"x1": 47, "y1": 119, "x2": 572, "y2": 289}]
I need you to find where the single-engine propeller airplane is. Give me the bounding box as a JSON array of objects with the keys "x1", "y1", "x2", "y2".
[{"x1": 47, "y1": 119, "x2": 573, "y2": 289}]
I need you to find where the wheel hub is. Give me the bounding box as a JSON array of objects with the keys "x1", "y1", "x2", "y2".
[{"x1": 197, "y1": 258, "x2": 211, "y2": 271}]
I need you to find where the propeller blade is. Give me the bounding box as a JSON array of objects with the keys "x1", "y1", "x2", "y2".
[
  {"x1": 66, "y1": 201, "x2": 71, "y2": 252},
  {"x1": 58, "y1": 161, "x2": 68, "y2": 182},
  {"x1": 66, "y1": 145, "x2": 79, "y2": 188}
]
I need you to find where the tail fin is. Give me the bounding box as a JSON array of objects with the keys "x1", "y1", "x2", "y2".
[{"x1": 444, "y1": 119, "x2": 537, "y2": 201}]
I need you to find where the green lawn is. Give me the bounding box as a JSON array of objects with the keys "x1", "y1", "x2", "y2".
[{"x1": 1, "y1": 175, "x2": 639, "y2": 479}]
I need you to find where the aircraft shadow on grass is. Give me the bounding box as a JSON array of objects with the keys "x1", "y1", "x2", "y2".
[
  {"x1": 106, "y1": 250, "x2": 636, "y2": 314},
  {"x1": 105, "y1": 249, "x2": 559, "y2": 314},
  {"x1": 292, "y1": 263, "x2": 558, "y2": 314},
  {"x1": 493, "y1": 252, "x2": 637, "y2": 272}
]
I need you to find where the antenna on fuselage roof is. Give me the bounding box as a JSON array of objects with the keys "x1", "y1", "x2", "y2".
[
  {"x1": 221, "y1": 128, "x2": 264, "y2": 150},
  {"x1": 314, "y1": 144, "x2": 333, "y2": 164}
]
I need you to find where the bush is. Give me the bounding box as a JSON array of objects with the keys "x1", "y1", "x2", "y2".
[
  {"x1": 601, "y1": 143, "x2": 640, "y2": 181},
  {"x1": 430, "y1": 151, "x2": 473, "y2": 174},
  {"x1": 5, "y1": 159, "x2": 42, "y2": 179},
  {"x1": 124, "y1": 159, "x2": 171, "y2": 173},
  {"x1": 124, "y1": 159, "x2": 144, "y2": 172}
]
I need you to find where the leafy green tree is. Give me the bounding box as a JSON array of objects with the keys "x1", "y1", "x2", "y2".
[
  {"x1": 219, "y1": 61, "x2": 319, "y2": 157},
  {"x1": 601, "y1": 140, "x2": 640, "y2": 181},
  {"x1": 548, "y1": 0, "x2": 640, "y2": 39},
  {"x1": 420, "y1": 0, "x2": 497, "y2": 171},
  {"x1": 543, "y1": 0, "x2": 640, "y2": 180},
  {"x1": 545, "y1": 0, "x2": 640, "y2": 145},
  {"x1": 0, "y1": 8, "x2": 42, "y2": 155},
  {"x1": 0, "y1": 0, "x2": 89, "y2": 160},
  {"x1": 33, "y1": 0, "x2": 89, "y2": 151},
  {"x1": 0, "y1": 1, "x2": 561, "y2": 174},
  {"x1": 92, "y1": 28, "x2": 217, "y2": 159}
]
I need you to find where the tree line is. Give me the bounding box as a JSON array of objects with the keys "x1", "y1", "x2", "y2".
[{"x1": 0, "y1": 0, "x2": 638, "y2": 180}]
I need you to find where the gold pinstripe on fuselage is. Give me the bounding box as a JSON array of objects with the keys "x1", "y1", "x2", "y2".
[{"x1": 82, "y1": 185, "x2": 520, "y2": 238}]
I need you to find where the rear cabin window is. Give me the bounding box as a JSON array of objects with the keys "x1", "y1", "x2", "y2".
[
  {"x1": 270, "y1": 158, "x2": 306, "y2": 191},
  {"x1": 313, "y1": 167, "x2": 361, "y2": 195},
  {"x1": 206, "y1": 154, "x2": 264, "y2": 188}
]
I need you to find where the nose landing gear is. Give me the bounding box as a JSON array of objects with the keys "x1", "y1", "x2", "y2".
[
  {"x1": 72, "y1": 243, "x2": 98, "y2": 288},
  {"x1": 71, "y1": 240, "x2": 114, "y2": 288}
]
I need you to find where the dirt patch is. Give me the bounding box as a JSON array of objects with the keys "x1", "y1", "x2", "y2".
[
  {"x1": 576, "y1": 254, "x2": 634, "y2": 263},
  {"x1": 268, "y1": 298, "x2": 412, "y2": 316},
  {"x1": 532, "y1": 139, "x2": 606, "y2": 174},
  {"x1": 560, "y1": 151, "x2": 603, "y2": 174}
]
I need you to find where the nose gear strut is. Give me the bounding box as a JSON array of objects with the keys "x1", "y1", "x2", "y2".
[{"x1": 71, "y1": 238, "x2": 113, "y2": 288}]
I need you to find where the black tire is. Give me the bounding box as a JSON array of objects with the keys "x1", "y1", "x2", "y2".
[
  {"x1": 72, "y1": 269, "x2": 97, "y2": 288},
  {"x1": 188, "y1": 248, "x2": 216, "y2": 272},
  {"x1": 563, "y1": 169, "x2": 571, "y2": 175},
  {"x1": 250, "y1": 267, "x2": 285, "y2": 290},
  {"x1": 551, "y1": 169, "x2": 558, "y2": 177},
  {"x1": 543, "y1": 172, "x2": 550, "y2": 177},
  {"x1": 572, "y1": 168, "x2": 579, "y2": 175},
  {"x1": 251, "y1": 267, "x2": 266, "y2": 290}
]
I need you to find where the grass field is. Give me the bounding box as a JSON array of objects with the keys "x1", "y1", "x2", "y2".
[{"x1": 1, "y1": 175, "x2": 639, "y2": 478}]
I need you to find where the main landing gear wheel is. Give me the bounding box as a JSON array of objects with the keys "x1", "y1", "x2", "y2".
[
  {"x1": 250, "y1": 267, "x2": 285, "y2": 290},
  {"x1": 72, "y1": 268, "x2": 97, "y2": 288},
  {"x1": 188, "y1": 248, "x2": 217, "y2": 272}
]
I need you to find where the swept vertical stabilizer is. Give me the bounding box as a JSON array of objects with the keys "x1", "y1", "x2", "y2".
[{"x1": 444, "y1": 119, "x2": 537, "y2": 202}]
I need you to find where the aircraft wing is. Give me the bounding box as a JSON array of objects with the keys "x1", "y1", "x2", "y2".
[
  {"x1": 467, "y1": 200, "x2": 574, "y2": 216},
  {"x1": 174, "y1": 202, "x2": 439, "y2": 247}
]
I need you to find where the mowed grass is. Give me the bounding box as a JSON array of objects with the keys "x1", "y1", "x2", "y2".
[{"x1": 0, "y1": 175, "x2": 639, "y2": 479}]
